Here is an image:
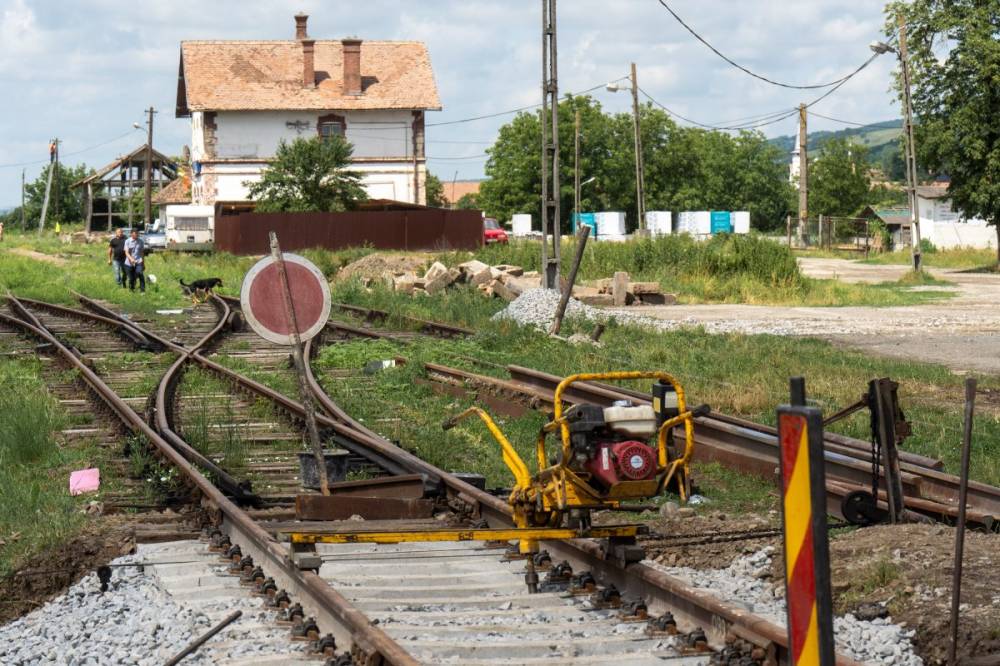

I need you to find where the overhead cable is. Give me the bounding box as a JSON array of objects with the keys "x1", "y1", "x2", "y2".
[{"x1": 654, "y1": 0, "x2": 889, "y2": 90}]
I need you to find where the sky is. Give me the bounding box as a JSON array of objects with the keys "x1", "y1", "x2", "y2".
[{"x1": 0, "y1": 0, "x2": 901, "y2": 207}]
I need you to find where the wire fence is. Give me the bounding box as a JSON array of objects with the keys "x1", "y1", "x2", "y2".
[{"x1": 783, "y1": 215, "x2": 879, "y2": 254}]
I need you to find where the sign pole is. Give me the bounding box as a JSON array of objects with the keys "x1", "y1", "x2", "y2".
[
  {"x1": 269, "y1": 231, "x2": 330, "y2": 496},
  {"x1": 778, "y1": 377, "x2": 835, "y2": 666}
]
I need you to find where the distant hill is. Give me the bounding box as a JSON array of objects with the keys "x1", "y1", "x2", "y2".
[{"x1": 770, "y1": 120, "x2": 903, "y2": 174}]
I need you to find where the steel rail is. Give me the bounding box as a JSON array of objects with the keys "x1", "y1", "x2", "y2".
[
  {"x1": 503, "y1": 365, "x2": 1000, "y2": 523},
  {"x1": 67, "y1": 294, "x2": 859, "y2": 663},
  {"x1": 11, "y1": 296, "x2": 157, "y2": 350},
  {"x1": 296, "y1": 334, "x2": 859, "y2": 664},
  {"x1": 3, "y1": 297, "x2": 417, "y2": 666},
  {"x1": 217, "y1": 294, "x2": 473, "y2": 339}
]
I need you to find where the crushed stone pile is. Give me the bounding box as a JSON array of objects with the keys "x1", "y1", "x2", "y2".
[
  {"x1": 645, "y1": 546, "x2": 923, "y2": 665},
  {"x1": 0, "y1": 556, "x2": 214, "y2": 665},
  {"x1": 492, "y1": 287, "x2": 663, "y2": 331}
]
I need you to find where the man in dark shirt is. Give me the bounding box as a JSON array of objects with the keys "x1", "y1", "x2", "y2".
[{"x1": 107, "y1": 228, "x2": 127, "y2": 287}]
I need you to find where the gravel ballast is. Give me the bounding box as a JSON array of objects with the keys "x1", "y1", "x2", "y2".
[{"x1": 645, "y1": 547, "x2": 923, "y2": 665}]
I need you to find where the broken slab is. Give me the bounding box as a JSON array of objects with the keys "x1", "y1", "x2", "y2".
[
  {"x1": 494, "y1": 264, "x2": 524, "y2": 277},
  {"x1": 612, "y1": 271, "x2": 630, "y2": 306},
  {"x1": 637, "y1": 292, "x2": 677, "y2": 305},
  {"x1": 423, "y1": 261, "x2": 449, "y2": 282},
  {"x1": 627, "y1": 281, "x2": 661, "y2": 295},
  {"x1": 457, "y1": 259, "x2": 490, "y2": 281}
]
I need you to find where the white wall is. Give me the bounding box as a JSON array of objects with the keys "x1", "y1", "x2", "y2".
[
  {"x1": 199, "y1": 160, "x2": 420, "y2": 205},
  {"x1": 212, "y1": 110, "x2": 414, "y2": 159},
  {"x1": 918, "y1": 195, "x2": 994, "y2": 249}
]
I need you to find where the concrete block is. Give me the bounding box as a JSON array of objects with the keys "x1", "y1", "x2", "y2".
[
  {"x1": 423, "y1": 261, "x2": 449, "y2": 281},
  {"x1": 578, "y1": 293, "x2": 615, "y2": 306},
  {"x1": 612, "y1": 272, "x2": 629, "y2": 306},
  {"x1": 457, "y1": 260, "x2": 489, "y2": 281},
  {"x1": 494, "y1": 264, "x2": 524, "y2": 277},
  {"x1": 627, "y1": 281, "x2": 661, "y2": 294},
  {"x1": 493, "y1": 280, "x2": 518, "y2": 301}
]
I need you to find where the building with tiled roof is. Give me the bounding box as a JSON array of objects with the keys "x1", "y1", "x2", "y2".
[{"x1": 172, "y1": 13, "x2": 440, "y2": 231}]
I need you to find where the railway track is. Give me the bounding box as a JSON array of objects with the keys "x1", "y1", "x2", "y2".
[
  {"x1": 422, "y1": 362, "x2": 1000, "y2": 531},
  {"x1": 2, "y1": 293, "x2": 869, "y2": 665}
]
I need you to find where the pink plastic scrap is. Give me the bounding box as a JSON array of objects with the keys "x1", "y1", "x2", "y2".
[{"x1": 69, "y1": 468, "x2": 100, "y2": 496}]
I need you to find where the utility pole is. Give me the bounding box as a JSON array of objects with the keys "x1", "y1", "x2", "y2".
[
  {"x1": 897, "y1": 15, "x2": 922, "y2": 271},
  {"x1": 573, "y1": 108, "x2": 581, "y2": 231},
  {"x1": 630, "y1": 62, "x2": 646, "y2": 232},
  {"x1": 20, "y1": 169, "x2": 25, "y2": 228},
  {"x1": 38, "y1": 138, "x2": 57, "y2": 235},
  {"x1": 797, "y1": 104, "x2": 808, "y2": 246},
  {"x1": 144, "y1": 106, "x2": 155, "y2": 229},
  {"x1": 540, "y1": 0, "x2": 561, "y2": 289}
]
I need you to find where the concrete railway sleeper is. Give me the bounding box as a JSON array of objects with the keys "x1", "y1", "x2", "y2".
[{"x1": 7, "y1": 294, "x2": 867, "y2": 664}]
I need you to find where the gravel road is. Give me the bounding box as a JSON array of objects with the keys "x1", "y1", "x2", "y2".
[{"x1": 614, "y1": 258, "x2": 1000, "y2": 375}]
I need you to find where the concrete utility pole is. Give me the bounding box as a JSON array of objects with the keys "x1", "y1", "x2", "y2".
[
  {"x1": 897, "y1": 15, "x2": 922, "y2": 271},
  {"x1": 144, "y1": 106, "x2": 155, "y2": 229},
  {"x1": 540, "y1": 0, "x2": 561, "y2": 289},
  {"x1": 630, "y1": 63, "x2": 646, "y2": 232},
  {"x1": 573, "y1": 108, "x2": 581, "y2": 229},
  {"x1": 38, "y1": 138, "x2": 58, "y2": 235},
  {"x1": 797, "y1": 104, "x2": 808, "y2": 246},
  {"x1": 20, "y1": 169, "x2": 25, "y2": 228}
]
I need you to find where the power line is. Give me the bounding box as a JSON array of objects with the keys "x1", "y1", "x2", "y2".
[
  {"x1": 0, "y1": 129, "x2": 140, "y2": 170},
  {"x1": 425, "y1": 79, "x2": 624, "y2": 127},
  {"x1": 806, "y1": 111, "x2": 902, "y2": 129},
  {"x1": 638, "y1": 87, "x2": 799, "y2": 131},
  {"x1": 654, "y1": 0, "x2": 887, "y2": 91}
]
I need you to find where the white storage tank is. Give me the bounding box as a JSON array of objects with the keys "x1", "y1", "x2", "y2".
[
  {"x1": 594, "y1": 211, "x2": 627, "y2": 240},
  {"x1": 733, "y1": 211, "x2": 751, "y2": 234},
  {"x1": 511, "y1": 214, "x2": 533, "y2": 237},
  {"x1": 677, "y1": 211, "x2": 711, "y2": 236},
  {"x1": 645, "y1": 211, "x2": 673, "y2": 236}
]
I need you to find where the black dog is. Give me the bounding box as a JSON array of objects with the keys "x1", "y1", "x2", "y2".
[{"x1": 179, "y1": 278, "x2": 223, "y2": 303}]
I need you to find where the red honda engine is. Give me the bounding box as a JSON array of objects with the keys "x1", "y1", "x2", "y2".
[{"x1": 585, "y1": 440, "x2": 657, "y2": 488}]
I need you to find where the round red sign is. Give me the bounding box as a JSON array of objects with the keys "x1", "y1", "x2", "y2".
[{"x1": 240, "y1": 253, "x2": 331, "y2": 345}]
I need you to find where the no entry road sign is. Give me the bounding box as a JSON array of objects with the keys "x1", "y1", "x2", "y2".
[{"x1": 240, "y1": 252, "x2": 331, "y2": 345}]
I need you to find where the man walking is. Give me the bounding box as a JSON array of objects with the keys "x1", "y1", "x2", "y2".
[
  {"x1": 124, "y1": 229, "x2": 146, "y2": 293},
  {"x1": 107, "y1": 228, "x2": 127, "y2": 287}
]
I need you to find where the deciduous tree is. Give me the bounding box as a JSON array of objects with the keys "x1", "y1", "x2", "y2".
[
  {"x1": 424, "y1": 173, "x2": 446, "y2": 208},
  {"x1": 809, "y1": 138, "x2": 872, "y2": 218},
  {"x1": 247, "y1": 136, "x2": 367, "y2": 213},
  {"x1": 888, "y1": 0, "x2": 1000, "y2": 262}
]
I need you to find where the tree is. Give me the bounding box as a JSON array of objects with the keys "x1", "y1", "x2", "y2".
[
  {"x1": 3, "y1": 162, "x2": 91, "y2": 229},
  {"x1": 424, "y1": 173, "x2": 446, "y2": 208},
  {"x1": 247, "y1": 136, "x2": 367, "y2": 213},
  {"x1": 477, "y1": 94, "x2": 793, "y2": 232},
  {"x1": 455, "y1": 192, "x2": 480, "y2": 209},
  {"x1": 888, "y1": 1, "x2": 1000, "y2": 262},
  {"x1": 809, "y1": 138, "x2": 872, "y2": 218}
]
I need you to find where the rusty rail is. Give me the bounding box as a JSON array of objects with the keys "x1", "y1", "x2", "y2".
[
  {"x1": 51, "y1": 294, "x2": 862, "y2": 664},
  {"x1": 5, "y1": 296, "x2": 416, "y2": 664}
]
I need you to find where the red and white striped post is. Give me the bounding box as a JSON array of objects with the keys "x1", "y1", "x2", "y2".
[{"x1": 778, "y1": 377, "x2": 835, "y2": 666}]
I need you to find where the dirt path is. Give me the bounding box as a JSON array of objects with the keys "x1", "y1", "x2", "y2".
[{"x1": 617, "y1": 258, "x2": 1000, "y2": 375}]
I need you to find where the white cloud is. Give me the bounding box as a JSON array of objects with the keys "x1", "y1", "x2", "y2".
[{"x1": 0, "y1": 0, "x2": 902, "y2": 203}]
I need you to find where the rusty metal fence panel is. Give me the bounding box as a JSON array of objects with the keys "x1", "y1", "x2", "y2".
[{"x1": 215, "y1": 210, "x2": 483, "y2": 255}]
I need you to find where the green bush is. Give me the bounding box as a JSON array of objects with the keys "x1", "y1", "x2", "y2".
[{"x1": 473, "y1": 233, "x2": 803, "y2": 288}]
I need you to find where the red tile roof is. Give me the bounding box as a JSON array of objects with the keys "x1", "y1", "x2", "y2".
[{"x1": 177, "y1": 40, "x2": 441, "y2": 114}]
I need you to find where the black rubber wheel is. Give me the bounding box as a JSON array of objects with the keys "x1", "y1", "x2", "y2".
[{"x1": 841, "y1": 490, "x2": 880, "y2": 526}]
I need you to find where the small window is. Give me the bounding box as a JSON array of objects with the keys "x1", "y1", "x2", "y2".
[{"x1": 319, "y1": 121, "x2": 344, "y2": 142}]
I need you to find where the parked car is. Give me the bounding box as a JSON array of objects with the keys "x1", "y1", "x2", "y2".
[{"x1": 484, "y1": 217, "x2": 509, "y2": 245}]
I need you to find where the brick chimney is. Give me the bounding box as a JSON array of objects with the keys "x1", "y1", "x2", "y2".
[
  {"x1": 342, "y1": 38, "x2": 362, "y2": 96},
  {"x1": 301, "y1": 39, "x2": 315, "y2": 87},
  {"x1": 294, "y1": 13, "x2": 309, "y2": 40}
]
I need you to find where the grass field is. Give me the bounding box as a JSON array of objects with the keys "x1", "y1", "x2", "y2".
[
  {"x1": 862, "y1": 246, "x2": 998, "y2": 270},
  {"x1": 317, "y1": 282, "x2": 1000, "y2": 501},
  {"x1": 0, "y1": 228, "x2": 996, "y2": 567},
  {"x1": 0, "y1": 229, "x2": 952, "y2": 310}
]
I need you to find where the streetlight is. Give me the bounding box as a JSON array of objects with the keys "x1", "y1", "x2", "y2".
[
  {"x1": 871, "y1": 22, "x2": 922, "y2": 271},
  {"x1": 606, "y1": 63, "x2": 646, "y2": 233}
]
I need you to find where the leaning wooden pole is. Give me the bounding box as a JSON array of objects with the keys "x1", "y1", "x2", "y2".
[{"x1": 550, "y1": 224, "x2": 590, "y2": 335}]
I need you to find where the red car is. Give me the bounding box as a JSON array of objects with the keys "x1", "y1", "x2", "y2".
[{"x1": 484, "y1": 217, "x2": 509, "y2": 244}]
